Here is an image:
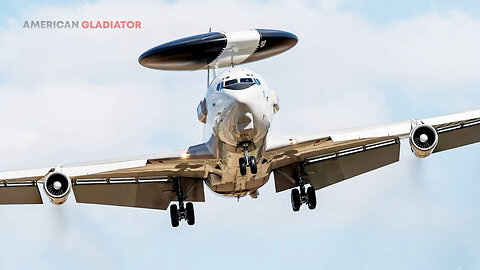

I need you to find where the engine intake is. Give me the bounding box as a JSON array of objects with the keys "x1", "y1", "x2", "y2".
[
  {"x1": 43, "y1": 172, "x2": 72, "y2": 205},
  {"x1": 409, "y1": 124, "x2": 438, "y2": 158}
]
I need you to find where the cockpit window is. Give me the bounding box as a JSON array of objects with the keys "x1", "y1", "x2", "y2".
[
  {"x1": 223, "y1": 78, "x2": 256, "y2": 90},
  {"x1": 239, "y1": 78, "x2": 254, "y2": 83},
  {"x1": 225, "y1": 79, "x2": 238, "y2": 87}
]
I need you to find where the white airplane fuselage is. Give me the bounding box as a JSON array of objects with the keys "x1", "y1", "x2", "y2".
[{"x1": 200, "y1": 67, "x2": 278, "y2": 198}]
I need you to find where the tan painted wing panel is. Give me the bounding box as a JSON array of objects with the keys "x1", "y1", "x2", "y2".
[
  {"x1": 71, "y1": 158, "x2": 214, "y2": 181},
  {"x1": 434, "y1": 122, "x2": 480, "y2": 153},
  {"x1": 305, "y1": 141, "x2": 400, "y2": 190},
  {"x1": 272, "y1": 138, "x2": 400, "y2": 192},
  {"x1": 0, "y1": 185, "x2": 43, "y2": 204},
  {"x1": 68, "y1": 143, "x2": 216, "y2": 180},
  {"x1": 0, "y1": 143, "x2": 215, "y2": 183},
  {"x1": 73, "y1": 178, "x2": 204, "y2": 210},
  {"x1": 267, "y1": 136, "x2": 396, "y2": 171}
]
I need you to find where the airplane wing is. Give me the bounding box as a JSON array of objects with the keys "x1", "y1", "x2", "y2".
[
  {"x1": 266, "y1": 109, "x2": 480, "y2": 192},
  {"x1": 0, "y1": 143, "x2": 216, "y2": 210}
]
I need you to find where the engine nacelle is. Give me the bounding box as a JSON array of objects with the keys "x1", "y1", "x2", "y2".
[
  {"x1": 270, "y1": 90, "x2": 280, "y2": 114},
  {"x1": 409, "y1": 124, "x2": 438, "y2": 158},
  {"x1": 197, "y1": 98, "x2": 207, "y2": 124},
  {"x1": 43, "y1": 172, "x2": 72, "y2": 205}
]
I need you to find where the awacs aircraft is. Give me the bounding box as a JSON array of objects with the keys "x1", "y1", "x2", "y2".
[{"x1": 1, "y1": 29, "x2": 479, "y2": 227}]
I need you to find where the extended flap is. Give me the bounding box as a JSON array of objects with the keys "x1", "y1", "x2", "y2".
[
  {"x1": 273, "y1": 140, "x2": 400, "y2": 193},
  {"x1": 434, "y1": 122, "x2": 480, "y2": 153},
  {"x1": 0, "y1": 185, "x2": 43, "y2": 204},
  {"x1": 73, "y1": 178, "x2": 204, "y2": 210},
  {"x1": 305, "y1": 141, "x2": 400, "y2": 190}
]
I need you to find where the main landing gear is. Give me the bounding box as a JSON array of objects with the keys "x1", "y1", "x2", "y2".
[
  {"x1": 290, "y1": 164, "x2": 317, "y2": 211},
  {"x1": 169, "y1": 178, "x2": 195, "y2": 227},
  {"x1": 238, "y1": 142, "x2": 257, "y2": 176}
]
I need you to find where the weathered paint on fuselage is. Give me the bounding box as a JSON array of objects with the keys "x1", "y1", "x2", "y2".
[{"x1": 202, "y1": 67, "x2": 278, "y2": 197}]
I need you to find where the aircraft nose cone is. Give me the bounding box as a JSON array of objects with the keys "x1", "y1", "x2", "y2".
[
  {"x1": 234, "y1": 100, "x2": 252, "y2": 112},
  {"x1": 225, "y1": 91, "x2": 252, "y2": 111},
  {"x1": 236, "y1": 112, "x2": 254, "y2": 132}
]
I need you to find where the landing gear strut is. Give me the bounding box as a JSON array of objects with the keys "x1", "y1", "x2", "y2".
[
  {"x1": 169, "y1": 178, "x2": 195, "y2": 227},
  {"x1": 238, "y1": 142, "x2": 257, "y2": 176},
  {"x1": 290, "y1": 164, "x2": 316, "y2": 211}
]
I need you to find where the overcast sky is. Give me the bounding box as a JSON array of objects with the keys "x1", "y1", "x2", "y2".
[{"x1": 0, "y1": 0, "x2": 479, "y2": 269}]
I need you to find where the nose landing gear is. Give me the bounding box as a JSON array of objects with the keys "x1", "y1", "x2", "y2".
[
  {"x1": 290, "y1": 164, "x2": 317, "y2": 211},
  {"x1": 169, "y1": 178, "x2": 195, "y2": 227},
  {"x1": 238, "y1": 143, "x2": 257, "y2": 176}
]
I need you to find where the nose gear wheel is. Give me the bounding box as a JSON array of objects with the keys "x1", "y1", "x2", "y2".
[{"x1": 238, "y1": 141, "x2": 258, "y2": 176}]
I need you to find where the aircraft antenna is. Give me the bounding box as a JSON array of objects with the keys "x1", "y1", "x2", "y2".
[{"x1": 206, "y1": 26, "x2": 212, "y2": 87}]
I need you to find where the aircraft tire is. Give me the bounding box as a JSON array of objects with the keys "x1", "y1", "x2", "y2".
[
  {"x1": 186, "y1": 202, "x2": 195, "y2": 225},
  {"x1": 249, "y1": 156, "x2": 257, "y2": 174},
  {"x1": 307, "y1": 186, "x2": 317, "y2": 210},
  {"x1": 170, "y1": 204, "x2": 180, "y2": 227},
  {"x1": 239, "y1": 157, "x2": 247, "y2": 176},
  {"x1": 291, "y1": 188, "x2": 301, "y2": 212}
]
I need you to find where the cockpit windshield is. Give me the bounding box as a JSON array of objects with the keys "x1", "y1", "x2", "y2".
[
  {"x1": 225, "y1": 79, "x2": 238, "y2": 87},
  {"x1": 222, "y1": 78, "x2": 256, "y2": 90},
  {"x1": 239, "y1": 78, "x2": 254, "y2": 83}
]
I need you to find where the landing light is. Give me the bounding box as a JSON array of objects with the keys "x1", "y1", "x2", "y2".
[
  {"x1": 289, "y1": 138, "x2": 298, "y2": 145},
  {"x1": 181, "y1": 152, "x2": 190, "y2": 159}
]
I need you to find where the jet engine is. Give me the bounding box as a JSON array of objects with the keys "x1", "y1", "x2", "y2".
[
  {"x1": 409, "y1": 124, "x2": 438, "y2": 158},
  {"x1": 43, "y1": 172, "x2": 72, "y2": 205}
]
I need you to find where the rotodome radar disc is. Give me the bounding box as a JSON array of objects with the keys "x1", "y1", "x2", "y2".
[{"x1": 138, "y1": 29, "x2": 298, "y2": 70}]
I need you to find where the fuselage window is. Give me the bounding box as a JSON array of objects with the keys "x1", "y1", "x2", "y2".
[{"x1": 216, "y1": 83, "x2": 223, "y2": 91}]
